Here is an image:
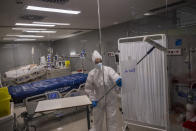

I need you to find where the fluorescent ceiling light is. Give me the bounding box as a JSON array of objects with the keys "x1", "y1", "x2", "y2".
[
  {"x1": 33, "y1": 22, "x2": 70, "y2": 26},
  {"x1": 25, "y1": 30, "x2": 56, "y2": 33},
  {"x1": 3, "y1": 38, "x2": 36, "y2": 41},
  {"x1": 3, "y1": 38, "x2": 17, "y2": 40},
  {"x1": 14, "y1": 39, "x2": 36, "y2": 41},
  {"x1": 15, "y1": 23, "x2": 55, "y2": 27},
  {"x1": 6, "y1": 35, "x2": 44, "y2": 38},
  {"x1": 70, "y1": 51, "x2": 76, "y2": 56},
  {"x1": 144, "y1": 12, "x2": 153, "y2": 16},
  {"x1": 12, "y1": 28, "x2": 47, "y2": 31},
  {"x1": 26, "y1": 6, "x2": 81, "y2": 14}
]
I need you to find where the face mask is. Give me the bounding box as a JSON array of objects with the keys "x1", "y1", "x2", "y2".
[{"x1": 96, "y1": 63, "x2": 102, "y2": 69}]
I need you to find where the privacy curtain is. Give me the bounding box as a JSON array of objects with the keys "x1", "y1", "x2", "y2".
[{"x1": 119, "y1": 36, "x2": 168, "y2": 128}]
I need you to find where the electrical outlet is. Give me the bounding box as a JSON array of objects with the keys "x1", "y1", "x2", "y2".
[
  {"x1": 108, "y1": 52, "x2": 115, "y2": 56},
  {"x1": 167, "y1": 49, "x2": 182, "y2": 56}
]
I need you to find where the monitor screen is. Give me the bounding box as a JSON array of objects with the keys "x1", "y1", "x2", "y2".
[{"x1": 47, "y1": 92, "x2": 59, "y2": 99}]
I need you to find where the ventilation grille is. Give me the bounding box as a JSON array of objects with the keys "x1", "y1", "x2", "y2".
[
  {"x1": 16, "y1": 0, "x2": 24, "y2": 4},
  {"x1": 38, "y1": 0, "x2": 69, "y2": 4},
  {"x1": 177, "y1": 7, "x2": 196, "y2": 27},
  {"x1": 20, "y1": 14, "x2": 45, "y2": 21}
]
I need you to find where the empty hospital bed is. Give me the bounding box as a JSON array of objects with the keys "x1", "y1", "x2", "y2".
[{"x1": 8, "y1": 73, "x2": 88, "y2": 102}]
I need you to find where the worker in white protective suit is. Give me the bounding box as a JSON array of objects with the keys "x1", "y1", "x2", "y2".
[{"x1": 85, "y1": 50, "x2": 122, "y2": 131}]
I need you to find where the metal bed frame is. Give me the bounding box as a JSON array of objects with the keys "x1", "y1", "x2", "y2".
[{"x1": 16, "y1": 83, "x2": 90, "y2": 131}]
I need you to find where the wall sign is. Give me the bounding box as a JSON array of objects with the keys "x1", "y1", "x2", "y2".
[{"x1": 176, "y1": 39, "x2": 182, "y2": 46}]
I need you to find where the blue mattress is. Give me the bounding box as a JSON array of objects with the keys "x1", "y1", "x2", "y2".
[{"x1": 8, "y1": 73, "x2": 88, "y2": 101}]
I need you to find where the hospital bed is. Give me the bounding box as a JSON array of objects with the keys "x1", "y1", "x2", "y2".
[
  {"x1": 16, "y1": 90, "x2": 91, "y2": 131},
  {"x1": 2, "y1": 64, "x2": 46, "y2": 86},
  {"x1": 8, "y1": 73, "x2": 88, "y2": 102}
]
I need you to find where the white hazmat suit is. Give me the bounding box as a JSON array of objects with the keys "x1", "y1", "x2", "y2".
[{"x1": 85, "y1": 50, "x2": 121, "y2": 131}]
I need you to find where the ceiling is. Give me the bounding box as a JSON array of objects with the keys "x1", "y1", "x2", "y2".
[{"x1": 0, "y1": 0, "x2": 182, "y2": 42}]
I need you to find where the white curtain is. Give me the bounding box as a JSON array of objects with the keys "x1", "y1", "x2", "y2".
[{"x1": 119, "y1": 38, "x2": 167, "y2": 128}]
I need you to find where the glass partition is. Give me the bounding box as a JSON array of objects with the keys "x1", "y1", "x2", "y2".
[{"x1": 98, "y1": 0, "x2": 196, "y2": 131}]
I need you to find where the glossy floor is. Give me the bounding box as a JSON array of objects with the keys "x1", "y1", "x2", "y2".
[{"x1": 14, "y1": 105, "x2": 187, "y2": 131}]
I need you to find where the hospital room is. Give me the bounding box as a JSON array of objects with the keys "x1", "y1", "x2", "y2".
[{"x1": 0, "y1": 0, "x2": 196, "y2": 131}]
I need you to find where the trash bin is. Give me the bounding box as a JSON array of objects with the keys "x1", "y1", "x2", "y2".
[
  {"x1": 0, "y1": 102, "x2": 14, "y2": 131},
  {"x1": 0, "y1": 87, "x2": 11, "y2": 117}
]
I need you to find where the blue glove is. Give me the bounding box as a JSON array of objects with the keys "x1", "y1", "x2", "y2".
[
  {"x1": 116, "y1": 78, "x2": 122, "y2": 87},
  {"x1": 92, "y1": 101, "x2": 98, "y2": 108}
]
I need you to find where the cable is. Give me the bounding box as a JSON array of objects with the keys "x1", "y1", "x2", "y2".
[
  {"x1": 96, "y1": 0, "x2": 108, "y2": 130},
  {"x1": 0, "y1": 73, "x2": 3, "y2": 87},
  {"x1": 96, "y1": 0, "x2": 102, "y2": 54},
  {"x1": 166, "y1": 0, "x2": 168, "y2": 16}
]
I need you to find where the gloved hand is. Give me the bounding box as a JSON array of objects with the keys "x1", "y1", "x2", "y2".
[
  {"x1": 116, "y1": 78, "x2": 122, "y2": 87},
  {"x1": 92, "y1": 101, "x2": 98, "y2": 108}
]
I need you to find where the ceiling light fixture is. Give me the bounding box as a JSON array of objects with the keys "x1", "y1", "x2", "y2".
[
  {"x1": 25, "y1": 30, "x2": 56, "y2": 33},
  {"x1": 26, "y1": 6, "x2": 81, "y2": 14},
  {"x1": 33, "y1": 22, "x2": 70, "y2": 26},
  {"x1": 144, "y1": 12, "x2": 153, "y2": 16},
  {"x1": 15, "y1": 23, "x2": 55, "y2": 27},
  {"x1": 14, "y1": 39, "x2": 36, "y2": 41},
  {"x1": 12, "y1": 28, "x2": 47, "y2": 31},
  {"x1": 3, "y1": 38, "x2": 17, "y2": 40},
  {"x1": 6, "y1": 34, "x2": 44, "y2": 38},
  {"x1": 70, "y1": 51, "x2": 76, "y2": 56}
]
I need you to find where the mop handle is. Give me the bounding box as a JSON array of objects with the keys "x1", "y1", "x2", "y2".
[{"x1": 97, "y1": 84, "x2": 117, "y2": 103}]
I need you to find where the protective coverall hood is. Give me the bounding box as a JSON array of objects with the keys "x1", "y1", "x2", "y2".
[{"x1": 92, "y1": 50, "x2": 102, "y2": 63}]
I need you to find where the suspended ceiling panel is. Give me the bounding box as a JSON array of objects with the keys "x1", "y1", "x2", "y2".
[
  {"x1": 0, "y1": 27, "x2": 90, "y2": 42},
  {"x1": 0, "y1": 0, "x2": 182, "y2": 42}
]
